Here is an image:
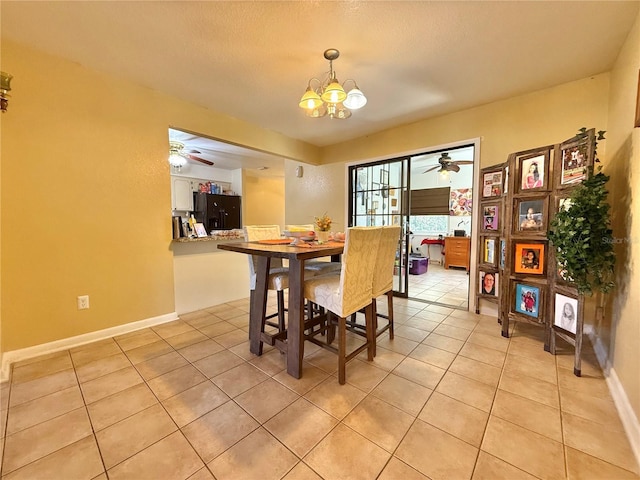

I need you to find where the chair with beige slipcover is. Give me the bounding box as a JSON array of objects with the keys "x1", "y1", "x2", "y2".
[
  {"x1": 303, "y1": 227, "x2": 382, "y2": 384},
  {"x1": 244, "y1": 225, "x2": 291, "y2": 333},
  {"x1": 343, "y1": 226, "x2": 400, "y2": 355}
]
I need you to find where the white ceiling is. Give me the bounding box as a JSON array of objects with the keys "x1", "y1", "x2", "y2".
[{"x1": 3, "y1": 1, "x2": 638, "y2": 169}]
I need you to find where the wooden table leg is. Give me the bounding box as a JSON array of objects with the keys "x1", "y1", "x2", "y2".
[
  {"x1": 286, "y1": 258, "x2": 305, "y2": 378},
  {"x1": 249, "y1": 256, "x2": 270, "y2": 356}
]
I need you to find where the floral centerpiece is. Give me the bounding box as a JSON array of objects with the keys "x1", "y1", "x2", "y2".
[
  {"x1": 314, "y1": 213, "x2": 332, "y2": 243},
  {"x1": 314, "y1": 213, "x2": 332, "y2": 232}
]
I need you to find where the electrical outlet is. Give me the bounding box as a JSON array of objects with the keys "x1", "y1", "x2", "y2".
[{"x1": 77, "y1": 295, "x2": 90, "y2": 310}]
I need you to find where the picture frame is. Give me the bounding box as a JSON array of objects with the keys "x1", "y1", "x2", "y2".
[
  {"x1": 479, "y1": 270, "x2": 499, "y2": 297},
  {"x1": 481, "y1": 236, "x2": 498, "y2": 267},
  {"x1": 481, "y1": 203, "x2": 500, "y2": 232},
  {"x1": 513, "y1": 242, "x2": 546, "y2": 275},
  {"x1": 557, "y1": 137, "x2": 591, "y2": 188},
  {"x1": 512, "y1": 282, "x2": 542, "y2": 320},
  {"x1": 482, "y1": 170, "x2": 503, "y2": 198},
  {"x1": 514, "y1": 197, "x2": 548, "y2": 234},
  {"x1": 380, "y1": 169, "x2": 389, "y2": 186},
  {"x1": 554, "y1": 291, "x2": 579, "y2": 335},
  {"x1": 516, "y1": 148, "x2": 550, "y2": 193},
  {"x1": 194, "y1": 223, "x2": 208, "y2": 237}
]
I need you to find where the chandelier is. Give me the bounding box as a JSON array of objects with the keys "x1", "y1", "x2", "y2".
[{"x1": 298, "y1": 49, "x2": 367, "y2": 119}]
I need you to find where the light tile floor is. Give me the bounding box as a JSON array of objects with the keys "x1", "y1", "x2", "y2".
[
  {"x1": 1, "y1": 295, "x2": 638, "y2": 480},
  {"x1": 408, "y1": 262, "x2": 470, "y2": 309}
]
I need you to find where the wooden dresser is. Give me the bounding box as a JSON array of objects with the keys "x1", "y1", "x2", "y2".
[{"x1": 444, "y1": 236, "x2": 471, "y2": 271}]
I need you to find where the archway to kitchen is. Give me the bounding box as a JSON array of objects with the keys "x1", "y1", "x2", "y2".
[{"x1": 347, "y1": 140, "x2": 479, "y2": 310}]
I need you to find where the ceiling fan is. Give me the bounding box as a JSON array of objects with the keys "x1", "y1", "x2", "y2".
[
  {"x1": 169, "y1": 140, "x2": 214, "y2": 168},
  {"x1": 423, "y1": 152, "x2": 473, "y2": 173}
]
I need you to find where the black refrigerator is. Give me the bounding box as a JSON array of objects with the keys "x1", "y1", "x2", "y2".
[{"x1": 193, "y1": 193, "x2": 242, "y2": 232}]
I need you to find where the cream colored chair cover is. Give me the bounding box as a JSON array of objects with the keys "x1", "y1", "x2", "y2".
[
  {"x1": 304, "y1": 227, "x2": 381, "y2": 321},
  {"x1": 244, "y1": 225, "x2": 289, "y2": 291},
  {"x1": 373, "y1": 226, "x2": 401, "y2": 297}
]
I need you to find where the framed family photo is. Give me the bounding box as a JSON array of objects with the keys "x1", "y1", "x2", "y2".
[
  {"x1": 481, "y1": 236, "x2": 498, "y2": 266},
  {"x1": 554, "y1": 291, "x2": 579, "y2": 335},
  {"x1": 482, "y1": 170, "x2": 503, "y2": 198},
  {"x1": 516, "y1": 148, "x2": 550, "y2": 193},
  {"x1": 513, "y1": 282, "x2": 542, "y2": 320},
  {"x1": 515, "y1": 197, "x2": 547, "y2": 233},
  {"x1": 513, "y1": 242, "x2": 545, "y2": 275},
  {"x1": 479, "y1": 270, "x2": 499, "y2": 297},
  {"x1": 482, "y1": 203, "x2": 500, "y2": 231},
  {"x1": 558, "y1": 140, "x2": 591, "y2": 188},
  {"x1": 194, "y1": 223, "x2": 208, "y2": 237}
]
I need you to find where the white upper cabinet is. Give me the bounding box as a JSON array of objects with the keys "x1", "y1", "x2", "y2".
[{"x1": 172, "y1": 176, "x2": 193, "y2": 211}]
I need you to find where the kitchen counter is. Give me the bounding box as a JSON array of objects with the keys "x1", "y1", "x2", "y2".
[
  {"x1": 172, "y1": 229, "x2": 244, "y2": 243},
  {"x1": 172, "y1": 235, "x2": 243, "y2": 243}
]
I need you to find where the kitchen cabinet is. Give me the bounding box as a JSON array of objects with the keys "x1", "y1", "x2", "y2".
[
  {"x1": 172, "y1": 176, "x2": 193, "y2": 211},
  {"x1": 444, "y1": 236, "x2": 470, "y2": 271}
]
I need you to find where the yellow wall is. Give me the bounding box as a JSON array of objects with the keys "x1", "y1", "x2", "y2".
[
  {"x1": 321, "y1": 75, "x2": 610, "y2": 167},
  {"x1": 0, "y1": 40, "x2": 316, "y2": 352},
  {"x1": 284, "y1": 161, "x2": 347, "y2": 233},
  {"x1": 604, "y1": 9, "x2": 640, "y2": 420},
  {"x1": 242, "y1": 175, "x2": 285, "y2": 228}
]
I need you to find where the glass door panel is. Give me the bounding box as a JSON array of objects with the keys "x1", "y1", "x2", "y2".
[{"x1": 349, "y1": 158, "x2": 409, "y2": 296}]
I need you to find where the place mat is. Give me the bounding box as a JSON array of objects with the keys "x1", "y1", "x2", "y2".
[
  {"x1": 296, "y1": 241, "x2": 344, "y2": 248},
  {"x1": 257, "y1": 239, "x2": 292, "y2": 245}
]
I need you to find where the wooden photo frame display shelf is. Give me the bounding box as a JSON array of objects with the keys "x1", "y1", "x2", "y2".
[
  {"x1": 492, "y1": 129, "x2": 597, "y2": 376},
  {"x1": 476, "y1": 162, "x2": 506, "y2": 314},
  {"x1": 545, "y1": 129, "x2": 597, "y2": 376}
]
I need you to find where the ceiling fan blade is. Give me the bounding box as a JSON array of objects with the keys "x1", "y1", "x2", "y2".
[
  {"x1": 423, "y1": 165, "x2": 440, "y2": 173},
  {"x1": 448, "y1": 164, "x2": 461, "y2": 173},
  {"x1": 452, "y1": 160, "x2": 474, "y2": 165},
  {"x1": 187, "y1": 154, "x2": 214, "y2": 166},
  {"x1": 189, "y1": 149, "x2": 202, "y2": 154}
]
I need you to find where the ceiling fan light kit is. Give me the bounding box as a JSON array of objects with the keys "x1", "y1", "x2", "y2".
[
  {"x1": 299, "y1": 49, "x2": 366, "y2": 119},
  {"x1": 169, "y1": 140, "x2": 214, "y2": 171}
]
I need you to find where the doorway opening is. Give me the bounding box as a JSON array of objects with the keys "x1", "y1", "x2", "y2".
[{"x1": 347, "y1": 142, "x2": 477, "y2": 310}]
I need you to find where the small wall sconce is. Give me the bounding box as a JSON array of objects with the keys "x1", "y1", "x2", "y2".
[
  {"x1": 1, "y1": 72, "x2": 13, "y2": 113},
  {"x1": 296, "y1": 166, "x2": 304, "y2": 178}
]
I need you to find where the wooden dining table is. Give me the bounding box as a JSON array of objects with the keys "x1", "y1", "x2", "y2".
[{"x1": 217, "y1": 240, "x2": 343, "y2": 378}]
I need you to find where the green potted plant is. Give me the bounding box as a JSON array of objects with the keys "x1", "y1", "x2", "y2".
[{"x1": 548, "y1": 129, "x2": 615, "y2": 296}]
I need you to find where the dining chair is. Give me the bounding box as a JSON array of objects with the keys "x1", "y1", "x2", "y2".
[
  {"x1": 286, "y1": 224, "x2": 341, "y2": 275},
  {"x1": 342, "y1": 226, "x2": 399, "y2": 355},
  {"x1": 369, "y1": 225, "x2": 401, "y2": 354},
  {"x1": 244, "y1": 225, "x2": 290, "y2": 333},
  {"x1": 303, "y1": 227, "x2": 382, "y2": 384}
]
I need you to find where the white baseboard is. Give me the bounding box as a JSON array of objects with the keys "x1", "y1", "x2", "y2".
[
  {"x1": 0, "y1": 312, "x2": 179, "y2": 382},
  {"x1": 585, "y1": 326, "x2": 640, "y2": 468}
]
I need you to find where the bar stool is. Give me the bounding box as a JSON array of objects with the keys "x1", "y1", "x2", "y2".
[
  {"x1": 303, "y1": 227, "x2": 382, "y2": 384},
  {"x1": 244, "y1": 225, "x2": 291, "y2": 333},
  {"x1": 370, "y1": 225, "x2": 401, "y2": 354},
  {"x1": 344, "y1": 226, "x2": 399, "y2": 355}
]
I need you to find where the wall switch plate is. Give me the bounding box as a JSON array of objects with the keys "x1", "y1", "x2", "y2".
[{"x1": 77, "y1": 295, "x2": 90, "y2": 310}]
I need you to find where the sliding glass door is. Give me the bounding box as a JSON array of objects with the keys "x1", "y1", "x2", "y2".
[{"x1": 348, "y1": 158, "x2": 410, "y2": 297}]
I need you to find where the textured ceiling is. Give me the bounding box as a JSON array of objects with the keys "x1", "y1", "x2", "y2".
[{"x1": 3, "y1": 1, "x2": 638, "y2": 151}]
